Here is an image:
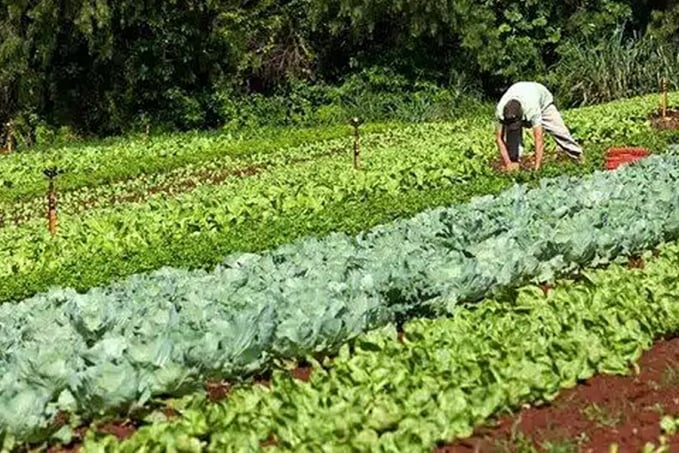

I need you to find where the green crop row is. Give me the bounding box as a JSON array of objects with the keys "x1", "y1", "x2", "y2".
[
  {"x1": 3, "y1": 152, "x2": 679, "y2": 445},
  {"x1": 0, "y1": 133, "x2": 354, "y2": 226},
  {"x1": 0, "y1": 116, "x2": 488, "y2": 229},
  {"x1": 0, "y1": 94, "x2": 676, "y2": 304},
  {"x1": 0, "y1": 123, "x2": 396, "y2": 205},
  {"x1": 71, "y1": 231, "x2": 679, "y2": 452}
]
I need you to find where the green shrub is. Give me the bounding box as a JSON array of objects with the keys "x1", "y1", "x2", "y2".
[{"x1": 214, "y1": 66, "x2": 484, "y2": 129}]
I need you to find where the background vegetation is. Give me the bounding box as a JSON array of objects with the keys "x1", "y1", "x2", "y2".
[{"x1": 1, "y1": 0, "x2": 678, "y2": 147}]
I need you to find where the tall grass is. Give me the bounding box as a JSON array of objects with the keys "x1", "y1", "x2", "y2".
[{"x1": 548, "y1": 27, "x2": 679, "y2": 107}]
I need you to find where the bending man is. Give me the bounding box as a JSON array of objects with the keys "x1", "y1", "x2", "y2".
[{"x1": 495, "y1": 81, "x2": 583, "y2": 171}]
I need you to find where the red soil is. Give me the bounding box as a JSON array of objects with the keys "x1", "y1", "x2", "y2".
[
  {"x1": 96, "y1": 420, "x2": 138, "y2": 441},
  {"x1": 205, "y1": 379, "x2": 231, "y2": 402},
  {"x1": 290, "y1": 365, "x2": 313, "y2": 382},
  {"x1": 438, "y1": 337, "x2": 679, "y2": 453},
  {"x1": 650, "y1": 110, "x2": 679, "y2": 131}
]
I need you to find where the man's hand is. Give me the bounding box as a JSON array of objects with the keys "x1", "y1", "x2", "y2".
[{"x1": 505, "y1": 162, "x2": 520, "y2": 172}]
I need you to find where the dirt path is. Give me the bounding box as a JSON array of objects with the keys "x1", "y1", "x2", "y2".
[{"x1": 438, "y1": 338, "x2": 679, "y2": 453}]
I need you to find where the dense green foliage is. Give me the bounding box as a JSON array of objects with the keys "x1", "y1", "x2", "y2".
[
  {"x1": 1, "y1": 1, "x2": 678, "y2": 138},
  {"x1": 40, "y1": 221, "x2": 679, "y2": 451},
  {"x1": 2, "y1": 149, "x2": 679, "y2": 444},
  {"x1": 0, "y1": 94, "x2": 674, "y2": 304}
]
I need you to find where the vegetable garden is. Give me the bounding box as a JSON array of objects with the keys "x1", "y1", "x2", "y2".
[{"x1": 2, "y1": 92, "x2": 679, "y2": 452}]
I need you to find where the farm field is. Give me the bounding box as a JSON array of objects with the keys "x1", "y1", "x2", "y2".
[
  {"x1": 0, "y1": 123, "x2": 385, "y2": 205},
  {"x1": 78, "y1": 238, "x2": 679, "y2": 452},
  {"x1": 5, "y1": 2, "x2": 679, "y2": 452},
  {"x1": 0, "y1": 90, "x2": 679, "y2": 451},
  {"x1": 0, "y1": 93, "x2": 677, "y2": 305},
  {"x1": 2, "y1": 93, "x2": 679, "y2": 452}
]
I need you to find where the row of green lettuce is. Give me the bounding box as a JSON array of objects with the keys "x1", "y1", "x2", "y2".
[
  {"x1": 1, "y1": 90, "x2": 669, "y2": 207},
  {"x1": 0, "y1": 120, "x2": 479, "y2": 228},
  {"x1": 3, "y1": 151, "x2": 679, "y2": 444},
  {"x1": 72, "y1": 237, "x2": 679, "y2": 453},
  {"x1": 0, "y1": 123, "x2": 397, "y2": 205},
  {"x1": 1, "y1": 94, "x2": 676, "y2": 304},
  {"x1": 1, "y1": 133, "x2": 353, "y2": 227}
]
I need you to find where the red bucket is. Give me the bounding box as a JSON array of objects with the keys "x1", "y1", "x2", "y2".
[
  {"x1": 605, "y1": 147, "x2": 650, "y2": 170},
  {"x1": 607, "y1": 147, "x2": 650, "y2": 158}
]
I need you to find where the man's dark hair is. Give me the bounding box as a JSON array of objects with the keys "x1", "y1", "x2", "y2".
[
  {"x1": 503, "y1": 99, "x2": 523, "y2": 129},
  {"x1": 502, "y1": 99, "x2": 523, "y2": 162}
]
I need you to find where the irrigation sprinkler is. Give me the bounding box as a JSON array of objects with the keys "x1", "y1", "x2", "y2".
[
  {"x1": 2, "y1": 121, "x2": 14, "y2": 154},
  {"x1": 7, "y1": 122, "x2": 13, "y2": 154},
  {"x1": 350, "y1": 117, "x2": 363, "y2": 170},
  {"x1": 43, "y1": 167, "x2": 61, "y2": 236}
]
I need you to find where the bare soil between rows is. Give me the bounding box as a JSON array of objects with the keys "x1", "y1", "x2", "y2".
[
  {"x1": 650, "y1": 109, "x2": 679, "y2": 131},
  {"x1": 438, "y1": 337, "x2": 679, "y2": 453}
]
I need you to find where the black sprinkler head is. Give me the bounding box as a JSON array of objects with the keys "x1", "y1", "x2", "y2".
[{"x1": 43, "y1": 167, "x2": 62, "y2": 179}]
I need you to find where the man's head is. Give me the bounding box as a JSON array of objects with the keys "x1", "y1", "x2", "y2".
[
  {"x1": 502, "y1": 99, "x2": 523, "y2": 163},
  {"x1": 502, "y1": 99, "x2": 523, "y2": 131}
]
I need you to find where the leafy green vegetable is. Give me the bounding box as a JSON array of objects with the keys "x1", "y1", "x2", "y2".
[
  {"x1": 81, "y1": 232, "x2": 679, "y2": 453},
  {"x1": 0, "y1": 92, "x2": 675, "y2": 304},
  {"x1": 3, "y1": 150, "x2": 679, "y2": 444},
  {"x1": 0, "y1": 123, "x2": 388, "y2": 205},
  {"x1": 642, "y1": 415, "x2": 679, "y2": 453}
]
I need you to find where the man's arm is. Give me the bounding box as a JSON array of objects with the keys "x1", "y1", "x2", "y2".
[
  {"x1": 533, "y1": 125, "x2": 544, "y2": 171},
  {"x1": 495, "y1": 125, "x2": 513, "y2": 168}
]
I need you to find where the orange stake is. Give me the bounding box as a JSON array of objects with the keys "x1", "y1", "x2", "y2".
[
  {"x1": 48, "y1": 180, "x2": 57, "y2": 236},
  {"x1": 44, "y1": 168, "x2": 59, "y2": 236}
]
